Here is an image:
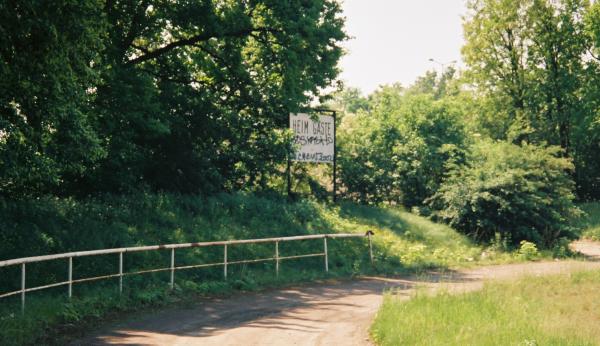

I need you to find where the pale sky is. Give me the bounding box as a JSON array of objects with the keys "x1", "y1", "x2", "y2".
[{"x1": 340, "y1": 0, "x2": 467, "y2": 94}]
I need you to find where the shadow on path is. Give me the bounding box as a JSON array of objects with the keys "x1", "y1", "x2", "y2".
[{"x1": 74, "y1": 242, "x2": 600, "y2": 346}]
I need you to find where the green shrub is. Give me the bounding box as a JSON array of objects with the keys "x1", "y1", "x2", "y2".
[
  {"x1": 429, "y1": 140, "x2": 581, "y2": 248},
  {"x1": 517, "y1": 241, "x2": 540, "y2": 260},
  {"x1": 551, "y1": 237, "x2": 573, "y2": 259},
  {"x1": 338, "y1": 92, "x2": 467, "y2": 207}
]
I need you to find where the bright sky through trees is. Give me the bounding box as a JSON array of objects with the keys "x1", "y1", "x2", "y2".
[{"x1": 340, "y1": 0, "x2": 466, "y2": 94}]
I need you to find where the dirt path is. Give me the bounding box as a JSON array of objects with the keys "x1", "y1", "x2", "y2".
[{"x1": 76, "y1": 241, "x2": 600, "y2": 346}]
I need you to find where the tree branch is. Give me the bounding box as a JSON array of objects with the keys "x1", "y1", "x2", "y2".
[
  {"x1": 137, "y1": 66, "x2": 215, "y2": 92},
  {"x1": 588, "y1": 48, "x2": 600, "y2": 62},
  {"x1": 131, "y1": 43, "x2": 150, "y2": 54},
  {"x1": 121, "y1": 1, "x2": 151, "y2": 53},
  {"x1": 126, "y1": 26, "x2": 279, "y2": 66}
]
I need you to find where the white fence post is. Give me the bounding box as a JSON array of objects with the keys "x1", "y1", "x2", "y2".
[
  {"x1": 170, "y1": 248, "x2": 175, "y2": 289},
  {"x1": 224, "y1": 244, "x2": 228, "y2": 279},
  {"x1": 21, "y1": 263, "x2": 26, "y2": 314},
  {"x1": 368, "y1": 233, "x2": 373, "y2": 265},
  {"x1": 275, "y1": 241, "x2": 279, "y2": 277},
  {"x1": 323, "y1": 237, "x2": 329, "y2": 272},
  {"x1": 68, "y1": 257, "x2": 73, "y2": 298},
  {"x1": 119, "y1": 252, "x2": 123, "y2": 294}
]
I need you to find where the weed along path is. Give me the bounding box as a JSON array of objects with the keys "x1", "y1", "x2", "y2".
[{"x1": 77, "y1": 241, "x2": 600, "y2": 346}]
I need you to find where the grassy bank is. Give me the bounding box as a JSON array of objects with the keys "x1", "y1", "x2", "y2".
[
  {"x1": 579, "y1": 202, "x2": 600, "y2": 240},
  {"x1": 371, "y1": 270, "x2": 600, "y2": 345},
  {"x1": 0, "y1": 193, "x2": 528, "y2": 345}
]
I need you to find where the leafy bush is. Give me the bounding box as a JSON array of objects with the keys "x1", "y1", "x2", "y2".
[
  {"x1": 517, "y1": 241, "x2": 540, "y2": 260},
  {"x1": 429, "y1": 140, "x2": 581, "y2": 248},
  {"x1": 338, "y1": 91, "x2": 467, "y2": 207}
]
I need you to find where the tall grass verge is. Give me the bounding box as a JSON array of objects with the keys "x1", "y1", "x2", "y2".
[{"x1": 371, "y1": 270, "x2": 600, "y2": 345}]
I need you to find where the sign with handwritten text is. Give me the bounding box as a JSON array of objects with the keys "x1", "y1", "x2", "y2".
[{"x1": 289, "y1": 113, "x2": 334, "y2": 164}]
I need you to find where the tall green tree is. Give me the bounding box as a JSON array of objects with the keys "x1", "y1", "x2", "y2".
[
  {"x1": 526, "y1": 0, "x2": 589, "y2": 156},
  {"x1": 0, "y1": 0, "x2": 347, "y2": 197},
  {"x1": 330, "y1": 87, "x2": 369, "y2": 114},
  {"x1": 463, "y1": 0, "x2": 532, "y2": 142},
  {"x1": 0, "y1": 0, "x2": 106, "y2": 197},
  {"x1": 406, "y1": 66, "x2": 459, "y2": 100},
  {"x1": 463, "y1": 0, "x2": 600, "y2": 199},
  {"x1": 91, "y1": 0, "x2": 347, "y2": 194},
  {"x1": 575, "y1": 1, "x2": 600, "y2": 199}
]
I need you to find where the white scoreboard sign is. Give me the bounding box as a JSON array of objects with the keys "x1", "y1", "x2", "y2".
[{"x1": 289, "y1": 113, "x2": 335, "y2": 164}]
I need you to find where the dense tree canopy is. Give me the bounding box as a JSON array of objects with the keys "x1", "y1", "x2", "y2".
[
  {"x1": 463, "y1": 0, "x2": 600, "y2": 199},
  {"x1": 0, "y1": 0, "x2": 347, "y2": 197},
  {"x1": 0, "y1": 0, "x2": 105, "y2": 196}
]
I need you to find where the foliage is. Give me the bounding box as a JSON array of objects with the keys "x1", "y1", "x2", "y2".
[
  {"x1": 0, "y1": 0, "x2": 106, "y2": 197},
  {"x1": 575, "y1": 3, "x2": 600, "y2": 199},
  {"x1": 0, "y1": 0, "x2": 347, "y2": 197},
  {"x1": 406, "y1": 67, "x2": 460, "y2": 100},
  {"x1": 577, "y1": 202, "x2": 600, "y2": 240},
  {"x1": 429, "y1": 140, "x2": 581, "y2": 247},
  {"x1": 371, "y1": 270, "x2": 600, "y2": 345},
  {"x1": 463, "y1": 0, "x2": 600, "y2": 200},
  {"x1": 338, "y1": 87, "x2": 468, "y2": 207},
  {"x1": 330, "y1": 86, "x2": 370, "y2": 114},
  {"x1": 517, "y1": 240, "x2": 540, "y2": 260},
  {"x1": 551, "y1": 236, "x2": 575, "y2": 258}
]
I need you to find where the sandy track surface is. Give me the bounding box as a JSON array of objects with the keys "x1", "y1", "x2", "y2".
[{"x1": 75, "y1": 241, "x2": 600, "y2": 346}]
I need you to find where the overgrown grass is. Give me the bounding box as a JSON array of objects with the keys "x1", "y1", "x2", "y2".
[
  {"x1": 579, "y1": 202, "x2": 600, "y2": 240},
  {"x1": 371, "y1": 270, "x2": 600, "y2": 345},
  {"x1": 0, "y1": 193, "x2": 531, "y2": 345}
]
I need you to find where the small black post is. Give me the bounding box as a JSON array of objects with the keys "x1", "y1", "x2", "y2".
[{"x1": 333, "y1": 110, "x2": 337, "y2": 203}]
